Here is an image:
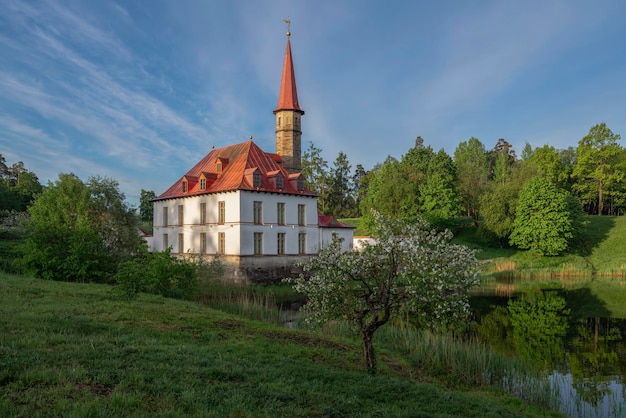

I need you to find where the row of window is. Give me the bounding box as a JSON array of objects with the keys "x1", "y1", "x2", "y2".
[
  {"x1": 163, "y1": 232, "x2": 307, "y2": 255},
  {"x1": 182, "y1": 172, "x2": 303, "y2": 193},
  {"x1": 162, "y1": 201, "x2": 305, "y2": 226}
]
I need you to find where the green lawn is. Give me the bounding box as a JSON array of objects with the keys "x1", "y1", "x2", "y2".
[{"x1": 0, "y1": 274, "x2": 560, "y2": 417}]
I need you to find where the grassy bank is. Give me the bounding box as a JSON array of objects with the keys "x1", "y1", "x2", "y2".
[
  {"x1": 0, "y1": 274, "x2": 560, "y2": 417},
  {"x1": 452, "y1": 215, "x2": 626, "y2": 279}
]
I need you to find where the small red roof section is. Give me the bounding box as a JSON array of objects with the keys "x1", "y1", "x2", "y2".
[
  {"x1": 154, "y1": 141, "x2": 316, "y2": 201},
  {"x1": 318, "y1": 214, "x2": 356, "y2": 229},
  {"x1": 274, "y1": 39, "x2": 304, "y2": 114}
]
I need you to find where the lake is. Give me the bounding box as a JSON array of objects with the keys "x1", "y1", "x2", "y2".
[{"x1": 470, "y1": 277, "x2": 626, "y2": 417}]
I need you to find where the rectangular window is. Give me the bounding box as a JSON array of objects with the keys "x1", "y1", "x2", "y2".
[
  {"x1": 182, "y1": 181, "x2": 188, "y2": 193},
  {"x1": 163, "y1": 207, "x2": 168, "y2": 226},
  {"x1": 200, "y1": 232, "x2": 206, "y2": 254},
  {"x1": 163, "y1": 233, "x2": 169, "y2": 250},
  {"x1": 178, "y1": 233, "x2": 184, "y2": 254},
  {"x1": 218, "y1": 232, "x2": 225, "y2": 254},
  {"x1": 298, "y1": 204, "x2": 305, "y2": 226},
  {"x1": 200, "y1": 202, "x2": 206, "y2": 224},
  {"x1": 178, "y1": 205, "x2": 184, "y2": 225},
  {"x1": 200, "y1": 178, "x2": 206, "y2": 191},
  {"x1": 277, "y1": 202, "x2": 285, "y2": 225},
  {"x1": 254, "y1": 232, "x2": 263, "y2": 255},
  {"x1": 298, "y1": 233, "x2": 306, "y2": 254},
  {"x1": 253, "y1": 171, "x2": 261, "y2": 188},
  {"x1": 277, "y1": 233, "x2": 285, "y2": 255},
  {"x1": 253, "y1": 201, "x2": 263, "y2": 224},
  {"x1": 276, "y1": 175, "x2": 283, "y2": 189},
  {"x1": 218, "y1": 201, "x2": 225, "y2": 225}
]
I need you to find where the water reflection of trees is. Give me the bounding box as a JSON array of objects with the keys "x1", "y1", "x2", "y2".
[
  {"x1": 508, "y1": 291, "x2": 570, "y2": 369},
  {"x1": 477, "y1": 291, "x2": 570, "y2": 369},
  {"x1": 567, "y1": 317, "x2": 625, "y2": 405}
]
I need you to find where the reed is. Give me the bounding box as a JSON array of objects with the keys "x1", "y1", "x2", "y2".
[
  {"x1": 195, "y1": 278, "x2": 290, "y2": 324},
  {"x1": 301, "y1": 316, "x2": 553, "y2": 409}
]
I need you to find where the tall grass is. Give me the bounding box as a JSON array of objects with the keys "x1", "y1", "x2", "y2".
[
  {"x1": 195, "y1": 277, "x2": 293, "y2": 324},
  {"x1": 299, "y1": 316, "x2": 554, "y2": 410}
]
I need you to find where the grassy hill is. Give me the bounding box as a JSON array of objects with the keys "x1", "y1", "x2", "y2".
[{"x1": 0, "y1": 274, "x2": 560, "y2": 417}]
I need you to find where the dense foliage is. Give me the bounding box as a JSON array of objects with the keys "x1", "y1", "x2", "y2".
[
  {"x1": 287, "y1": 212, "x2": 480, "y2": 372},
  {"x1": 0, "y1": 154, "x2": 42, "y2": 213},
  {"x1": 509, "y1": 177, "x2": 586, "y2": 256},
  {"x1": 19, "y1": 173, "x2": 143, "y2": 282},
  {"x1": 115, "y1": 247, "x2": 204, "y2": 301},
  {"x1": 302, "y1": 122, "x2": 624, "y2": 253}
]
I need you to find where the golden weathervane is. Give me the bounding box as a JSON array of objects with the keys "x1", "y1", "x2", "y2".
[{"x1": 283, "y1": 18, "x2": 291, "y2": 37}]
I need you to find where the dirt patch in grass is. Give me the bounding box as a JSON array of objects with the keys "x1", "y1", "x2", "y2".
[
  {"x1": 78, "y1": 381, "x2": 115, "y2": 397},
  {"x1": 213, "y1": 318, "x2": 246, "y2": 331},
  {"x1": 259, "y1": 329, "x2": 350, "y2": 351}
]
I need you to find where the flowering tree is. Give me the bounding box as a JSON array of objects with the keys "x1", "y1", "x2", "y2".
[{"x1": 287, "y1": 212, "x2": 481, "y2": 372}]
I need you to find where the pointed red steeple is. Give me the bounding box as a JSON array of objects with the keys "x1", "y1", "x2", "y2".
[{"x1": 274, "y1": 38, "x2": 304, "y2": 114}]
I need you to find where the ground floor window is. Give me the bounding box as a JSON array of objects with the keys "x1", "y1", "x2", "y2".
[
  {"x1": 298, "y1": 232, "x2": 306, "y2": 254},
  {"x1": 200, "y1": 232, "x2": 206, "y2": 254},
  {"x1": 277, "y1": 233, "x2": 285, "y2": 255},
  {"x1": 254, "y1": 232, "x2": 263, "y2": 255},
  {"x1": 218, "y1": 232, "x2": 225, "y2": 254}
]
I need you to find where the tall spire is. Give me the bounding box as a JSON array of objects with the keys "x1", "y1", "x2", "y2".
[
  {"x1": 274, "y1": 29, "x2": 303, "y2": 114},
  {"x1": 274, "y1": 21, "x2": 304, "y2": 174}
]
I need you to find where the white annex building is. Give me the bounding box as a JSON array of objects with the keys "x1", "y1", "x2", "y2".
[{"x1": 150, "y1": 29, "x2": 354, "y2": 283}]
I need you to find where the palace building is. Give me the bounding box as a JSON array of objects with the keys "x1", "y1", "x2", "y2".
[{"x1": 149, "y1": 28, "x2": 354, "y2": 283}]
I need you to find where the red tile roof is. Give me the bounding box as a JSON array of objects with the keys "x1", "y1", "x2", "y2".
[
  {"x1": 154, "y1": 141, "x2": 316, "y2": 201},
  {"x1": 318, "y1": 214, "x2": 356, "y2": 229},
  {"x1": 274, "y1": 39, "x2": 303, "y2": 114}
]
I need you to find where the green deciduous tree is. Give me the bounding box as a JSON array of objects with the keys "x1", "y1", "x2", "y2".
[
  {"x1": 301, "y1": 141, "x2": 329, "y2": 212},
  {"x1": 139, "y1": 189, "x2": 156, "y2": 223},
  {"x1": 527, "y1": 145, "x2": 571, "y2": 189},
  {"x1": 19, "y1": 173, "x2": 143, "y2": 282},
  {"x1": 573, "y1": 123, "x2": 623, "y2": 215},
  {"x1": 509, "y1": 177, "x2": 585, "y2": 256},
  {"x1": 286, "y1": 212, "x2": 480, "y2": 373},
  {"x1": 454, "y1": 137, "x2": 490, "y2": 221},
  {"x1": 478, "y1": 182, "x2": 518, "y2": 247}
]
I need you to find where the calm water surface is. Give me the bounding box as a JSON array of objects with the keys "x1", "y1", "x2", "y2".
[{"x1": 470, "y1": 278, "x2": 626, "y2": 417}]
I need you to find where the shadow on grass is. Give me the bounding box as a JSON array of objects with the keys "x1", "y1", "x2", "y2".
[{"x1": 570, "y1": 216, "x2": 615, "y2": 258}]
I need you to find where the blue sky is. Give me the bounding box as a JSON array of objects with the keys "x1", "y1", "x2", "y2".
[{"x1": 1, "y1": 0, "x2": 625, "y2": 205}]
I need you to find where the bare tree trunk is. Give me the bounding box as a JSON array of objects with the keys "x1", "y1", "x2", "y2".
[
  {"x1": 362, "y1": 329, "x2": 376, "y2": 374},
  {"x1": 598, "y1": 179, "x2": 604, "y2": 215}
]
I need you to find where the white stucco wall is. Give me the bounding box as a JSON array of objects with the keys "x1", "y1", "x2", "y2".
[
  {"x1": 319, "y1": 227, "x2": 355, "y2": 252},
  {"x1": 151, "y1": 190, "x2": 319, "y2": 256}
]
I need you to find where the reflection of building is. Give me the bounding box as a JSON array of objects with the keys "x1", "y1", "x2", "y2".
[{"x1": 150, "y1": 30, "x2": 354, "y2": 283}]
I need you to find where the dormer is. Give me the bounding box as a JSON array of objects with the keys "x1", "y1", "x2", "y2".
[
  {"x1": 199, "y1": 172, "x2": 217, "y2": 191},
  {"x1": 288, "y1": 173, "x2": 305, "y2": 192},
  {"x1": 244, "y1": 167, "x2": 262, "y2": 188},
  {"x1": 267, "y1": 170, "x2": 284, "y2": 190},
  {"x1": 181, "y1": 175, "x2": 198, "y2": 193},
  {"x1": 216, "y1": 157, "x2": 229, "y2": 174}
]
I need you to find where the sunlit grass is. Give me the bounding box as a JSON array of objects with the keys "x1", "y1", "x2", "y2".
[{"x1": 0, "y1": 273, "x2": 559, "y2": 417}]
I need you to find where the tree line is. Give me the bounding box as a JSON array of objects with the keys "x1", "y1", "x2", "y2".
[{"x1": 304, "y1": 123, "x2": 624, "y2": 254}]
